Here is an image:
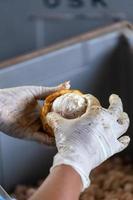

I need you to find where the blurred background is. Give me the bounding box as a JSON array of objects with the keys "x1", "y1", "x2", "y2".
[{"x1": 0, "y1": 0, "x2": 133, "y2": 62}]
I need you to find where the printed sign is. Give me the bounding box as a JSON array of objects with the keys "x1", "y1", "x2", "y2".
[{"x1": 42, "y1": 0, "x2": 107, "y2": 8}]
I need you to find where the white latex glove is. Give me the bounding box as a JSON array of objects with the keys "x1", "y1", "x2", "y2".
[
  {"x1": 0, "y1": 82, "x2": 70, "y2": 145},
  {"x1": 46, "y1": 94, "x2": 130, "y2": 190}
]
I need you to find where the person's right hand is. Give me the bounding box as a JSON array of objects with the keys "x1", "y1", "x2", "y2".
[{"x1": 46, "y1": 94, "x2": 130, "y2": 190}]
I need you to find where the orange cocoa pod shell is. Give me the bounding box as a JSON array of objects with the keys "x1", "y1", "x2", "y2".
[{"x1": 41, "y1": 89, "x2": 83, "y2": 137}]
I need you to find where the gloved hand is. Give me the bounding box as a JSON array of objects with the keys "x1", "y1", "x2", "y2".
[
  {"x1": 46, "y1": 94, "x2": 130, "y2": 190},
  {"x1": 0, "y1": 82, "x2": 70, "y2": 145}
]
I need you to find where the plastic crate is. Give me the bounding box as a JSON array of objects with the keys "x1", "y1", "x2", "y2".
[{"x1": 0, "y1": 21, "x2": 133, "y2": 191}]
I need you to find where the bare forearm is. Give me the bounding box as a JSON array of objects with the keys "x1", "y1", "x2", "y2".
[{"x1": 29, "y1": 165, "x2": 82, "y2": 200}]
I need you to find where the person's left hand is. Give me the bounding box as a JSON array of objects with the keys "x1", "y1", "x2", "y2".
[{"x1": 0, "y1": 82, "x2": 70, "y2": 145}]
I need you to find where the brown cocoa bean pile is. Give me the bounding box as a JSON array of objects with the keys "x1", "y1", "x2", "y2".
[{"x1": 11, "y1": 157, "x2": 133, "y2": 200}]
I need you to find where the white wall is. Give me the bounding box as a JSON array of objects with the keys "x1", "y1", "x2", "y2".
[{"x1": 0, "y1": 0, "x2": 133, "y2": 61}]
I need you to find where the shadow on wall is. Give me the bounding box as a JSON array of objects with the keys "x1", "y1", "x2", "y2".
[
  {"x1": 93, "y1": 35, "x2": 133, "y2": 155},
  {"x1": 96, "y1": 35, "x2": 132, "y2": 109}
]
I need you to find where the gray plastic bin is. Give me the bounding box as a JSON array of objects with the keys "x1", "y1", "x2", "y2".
[{"x1": 0, "y1": 21, "x2": 133, "y2": 191}]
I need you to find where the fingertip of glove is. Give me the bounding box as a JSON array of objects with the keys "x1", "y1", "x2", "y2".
[
  {"x1": 46, "y1": 112, "x2": 62, "y2": 130},
  {"x1": 119, "y1": 135, "x2": 130, "y2": 145},
  {"x1": 117, "y1": 112, "x2": 130, "y2": 127},
  {"x1": 109, "y1": 94, "x2": 122, "y2": 104},
  {"x1": 110, "y1": 94, "x2": 120, "y2": 99},
  {"x1": 46, "y1": 112, "x2": 55, "y2": 125},
  {"x1": 58, "y1": 81, "x2": 71, "y2": 90},
  {"x1": 118, "y1": 135, "x2": 130, "y2": 151}
]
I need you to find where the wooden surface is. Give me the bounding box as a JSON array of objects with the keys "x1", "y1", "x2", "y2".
[{"x1": 0, "y1": 21, "x2": 132, "y2": 69}]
